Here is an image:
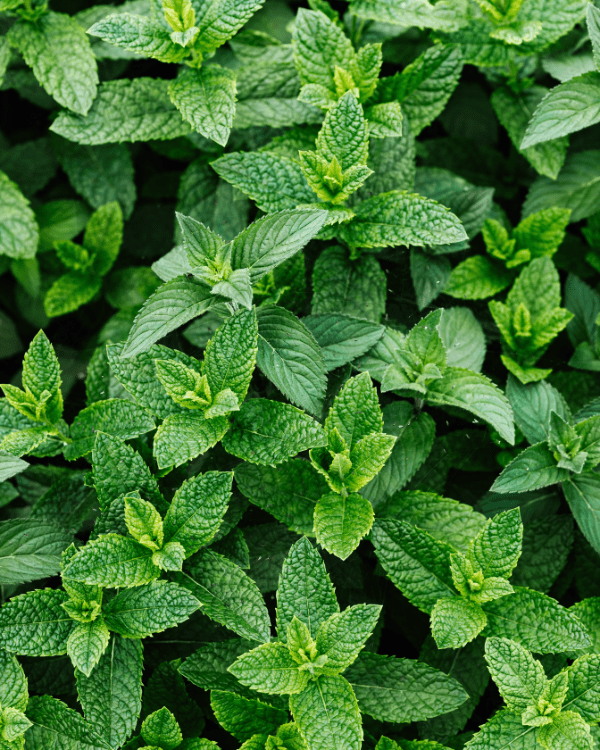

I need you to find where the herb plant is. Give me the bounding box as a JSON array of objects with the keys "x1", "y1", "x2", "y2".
[{"x1": 3, "y1": 1, "x2": 600, "y2": 750}]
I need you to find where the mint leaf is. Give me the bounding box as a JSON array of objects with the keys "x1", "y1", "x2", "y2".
[
  {"x1": 430, "y1": 597, "x2": 487, "y2": 649},
  {"x1": 465, "y1": 708, "x2": 537, "y2": 750},
  {"x1": 223, "y1": 399, "x2": 326, "y2": 466},
  {"x1": 444, "y1": 255, "x2": 513, "y2": 300},
  {"x1": 193, "y1": 0, "x2": 265, "y2": 57},
  {"x1": 344, "y1": 651, "x2": 468, "y2": 723},
  {"x1": 154, "y1": 412, "x2": 229, "y2": 469},
  {"x1": 175, "y1": 549, "x2": 271, "y2": 642},
  {"x1": 302, "y1": 314, "x2": 385, "y2": 372},
  {"x1": 76, "y1": 634, "x2": 143, "y2": 748},
  {"x1": 0, "y1": 519, "x2": 72, "y2": 585},
  {"x1": 102, "y1": 580, "x2": 199, "y2": 637},
  {"x1": 0, "y1": 170, "x2": 38, "y2": 260},
  {"x1": 492, "y1": 443, "x2": 568, "y2": 493},
  {"x1": 179, "y1": 639, "x2": 253, "y2": 695},
  {"x1": 8, "y1": 13, "x2": 98, "y2": 114},
  {"x1": 67, "y1": 619, "x2": 110, "y2": 677},
  {"x1": 315, "y1": 603, "x2": 380, "y2": 673},
  {"x1": 290, "y1": 675, "x2": 362, "y2": 750},
  {"x1": 229, "y1": 642, "x2": 309, "y2": 694},
  {"x1": 469, "y1": 508, "x2": 523, "y2": 579},
  {"x1": 87, "y1": 13, "x2": 187, "y2": 63},
  {"x1": 314, "y1": 492, "x2": 374, "y2": 560},
  {"x1": 484, "y1": 637, "x2": 547, "y2": 710},
  {"x1": 211, "y1": 691, "x2": 287, "y2": 741},
  {"x1": 256, "y1": 305, "x2": 326, "y2": 416},
  {"x1": 62, "y1": 535, "x2": 159, "y2": 587},
  {"x1": 51, "y1": 79, "x2": 191, "y2": 144},
  {"x1": 169, "y1": 65, "x2": 236, "y2": 146},
  {"x1": 506, "y1": 375, "x2": 572, "y2": 445},
  {"x1": 26, "y1": 695, "x2": 112, "y2": 750},
  {"x1": 0, "y1": 588, "x2": 74, "y2": 656},
  {"x1": 563, "y1": 473, "x2": 600, "y2": 554}
]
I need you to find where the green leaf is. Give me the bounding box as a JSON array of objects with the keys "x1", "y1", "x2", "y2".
[
  {"x1": 482, "y1": 587, "x2": 591, "y2": 653},
  {"x1": 223, "y1": 399, "x2": 326, "y2": 467},
  {"x1": 0, "y1": 588, "x2": 74, "y2": 656},
  {"x1": 204, "y1": 308, "x2": 258, "y2": 404},
  {"x1": 315, "y1": 603, "x2": 380, "y2": 673},
  {"x1": 87, "y1": 13, "x2": 188, "y2": 63},
  {"x1": 313, "y1": 492, "x2": 374, "y2": 560},
  {"x1": 444, "y1": 255, "x2": 513, "y2": 300},
  {"x1": 21, "y1": 329, "x2": 63, "y2": 423},
  {"x1": 122, "y1": 276, "x2": 214, "y2": 358},
  {"x1": 193, "y1": 0, "x2": 264, "y2": 57},
  {"x1": 311, "y1": 246, "x2": 386, "y2": 323},
  {"x1": 85, "y1": 201, "x2": 123, "y2": 277},
  {"x1": 67, "y1": 619, "x2": 110, "y2": 678},
  {"x1": 424, "y1": 367, "x2": 515, "y2": 445},
  {"x1": 125, "y1": 494, "x2": 164, "y2": 550},
  {"x1": 506, "y1": 376, "x2": 572, "y2": 445},
  {"x1": 211, "y1": 691, "x2": 288, "y2": 742},
  {"x1": 0, "y1": 453, "x2": 28, "y2": 483},
  {"x1": 430, "y1": 598, "x2": 487, "y2": 649},
  {"x1": 8, "y1": 13, "x2": 98, "y2": 115},
  {"x1": 0, "y1": 171, "x2": 38, "y2": 260},
  {"x1": 538, "y1": 710, "x2": 594, "y2": 750},
  {"x1": 212, "y1": 153, "x2": 315, "y2": 214},
  {"x1": 256, "y1": 305, "x2": 326, "y2": 416},
  {"x1": 44, "y1": 272, "x2": 102, "y2": 317},
  {"x1": 62, "y1": 534, "x2": 159, "y2": 587},
  {"x1": 325, "y1": 372, "x2": 382, "y2": 450},
  {"x1": 164, "y1": 471, "x2": 232, "y2": 556},
  {"x1": 492, "y1": 443, "x2": 568, "y2": 493},
  {"x1": 464, "y1": 708, "x2": 537, "y2": 750},
  {"x1": 513, "y1": 208, "x2": 571, "y2": 260},
  {"x1": 292, "y1": 8, "x2": 355, "y2": 92},
  {"x1": 175, "y1": 549, "x2": 271, "y2": 642},
  {"x1": 289, "y1": 675, "x2": 362, "y2": 750},
  {"x1": 522, "y1": 73, "x2": 600, "y2": 148},
  {"x1": 0, "y1": 650, "x2": 28, "y2": 712},
  {"x1": 276, "y1": 537, "x2": 339, "y2": 641},
  {"x1": 371, "y1": 519, "x2": 455, "y2": 614},
  {"x1": 524, "y1": 150, "x2": 600, "y2": 224},
  {"x1": 76, "y1": 634, "x2": 143, "y2": 749},
  {"x1": 102, "y1": 580, "x2": 199, "y2": 637},
  {"x1": 64, "y1": 399, "x2": 155, "y2": 460},
  {"x1": 484, "y1": 637, "x2": 547, "y2": 710},
  {"x1": 229, "y1": 642, "x2": 309, "y2": 694},
  {"x1": 316, "y1": 92, "x2": 368, "y2": 170},
  {"x1": 54, "y1": 141, "x2": 136, "y2": 220},
  {"x1": 375, "y1": 45, "x2": 463, "y2": 136},
  {"x1": 0, "y1": 519, "x2": 72, "y2": 585},
  {"x1": 235, "y1": 459, "x2": 328, "y2": 535},
  {"x1": 491, "y1": 85, "x2": 568, "y2": 179},
  {"x1": 169, "y1": 65, "x2": 236, "y2": 146},
  {"x1": 302, "y1": 314, "x2": 385, "y2": 372},
  {"x1": 179, "y1": 639, "x2": 253, "y2": 695},
  {"x1": 25, "y1": 695, "x2": 112, "y2": 750},
  {"x1": 341, "y1": 190, "x2": 467, "y2": 250},
  {"x1": 141, "y1": 708, "x2": 182, "y2": 750},
  {"x1": 344, "y1": 651, "x2": 468, "y2": 723},
  {"x1": 154, "y1": 412, "x2": 229, "y2": 470},
  {"x1": 468, "y1": 508, "x2": 523, "y2": 579},
  {"x1": 564, "y1": 653, "x2": 600, "y2": 722},
  {"x1": 563, "y1": 473, "x2": 600, "y2": 555},
  {"x1": 230, "y1": 210, "x2": 327, "y2": 283},
  {"x1": 51, "y1": 78, "x2": 191, "y2": 145}
]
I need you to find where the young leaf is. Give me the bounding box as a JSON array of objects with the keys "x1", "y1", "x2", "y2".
[
  {"x1": 492, "y1": 443, "x2": 568, "y2": 493},
  {"x1": 484, "y1": 637, "x2": 547, "y2": 710},
  {"x1": 430, "y1": 598, "x2": 487, "y2": 649},
  {"x1": 102, "y1": 580, "x2": 199, "y2": 637},
  {"x1": 62, "y1": 534, "x2": 159, "y2": 587},
  {"x1": 315, "y1": 603, "x2": 381, "y2": 673},
  {"x1": 506, "y1": 376, "x2": 572, "y2": 445},
  {"x1": 67, "y1": 619, "x2": 110, "y2": 677},
  {"x1": 87, "y1": 13, "x2": 188, "y2": 62},
  {"x1": 154, "y1": 412, "x2": 229, "y2": 470},
  {"x1": 465, "y1": 708, "x2": 537, "y2": 750},
  {"x1": 276, "y1": 537, "x2": 339, "y2": 641},
  {"x1": 313, "y1": 492, "x2": 374, "y2": 560},
  {"x1": 469, "y1": 508, "x2": 523, "y2": 579},
  {"x1": 289, "y1": 675, "x2": 362, "y2": 750},
  {"x1": 141, "y1": 707, "x2": 183, "y2": 750},
  {"x1": 229, "y1": 642, "x2": 309, "y2": 694}
]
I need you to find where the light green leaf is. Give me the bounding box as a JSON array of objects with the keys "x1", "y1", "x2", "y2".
[
  {"x1": 563, "y1": 473, "x2": 600, "y2": 555},
  {"x1": 235, "y1": 459, "x2": 328, "y2": 535},
  {"x1": 25, "y1": 695, "x2": 112, "y2": 750},
  {"x1": 538, "y1": 710, "x2": 594, "y2": 750},
  {"x1": 76, "y1": 634, "x2": 143, "y2": 749},
  {"x1": 492, "y1": 443, "x2": 568, "y2": 493},
  {"x1": 0, "y1": 650, "x2": 29, "y2": 711},
  {"x1": 154, "y1": 412, "x2": 229, "y2": 469},
  {"x1": 193, "y1": 0, "x2": 264, "y2": 57},
  {"x1": 62, "y1": 534, "x2": 159, "y2": 587},
  {"x1": 0, "y1": 171, "x2": 38, "y2": 260},
  {"x1": 326, "y1": 372, "x2": 382, "y2": 450},
  {"x1": 444, "y1": 255, "x2": 513, "y2": 300},
  {"x1": 468, "y1": 508, "x2": 523, "y2": 579},
  {"x1": 255, "y1": 305, "x2": 326, "y2": 416},
  {"x1": 230, "y1": 210, "x2": 327, "y2": 283},
  {"x1": 51, "y1": 78, "x2": 191, "y2": 144},
  {"x1": 87, "y1": 13, "x2": 187, "y2": 63},
  {"x1": 64, "y1": 399, "x2": 155, "y2": 461},
  {"x1": 175, "y1": 549, "x2": 271, "y2": 642},
  {"x1": 424, "y1": 367, "x2": 515, "y2": 445},
  {"x1": 44, "y1": 272, "x2": 103, "y2": 317},
  {"x1": 0, "y1": 453, "x2": 28, "y2": 483},
  {"x1": 482, "y1": 587, "x2": 591, "y2": 653},
  {"x1": 141, "y1": 707, "x2": 182, "y2": 750},
  {"x1": 276, "y1": 537, "x2": 339, "y2": 641},
  {"x1": 341, "y1": 190, "x2": 467, "y2": 249},
  {"x1": 524, "y1": 150, "x2": 600, "y2": 223},
  {"x1": 290, "y1": 675, "x2": 362, "y2": 750},
  {"x1": 125, "y1": 494, "x2": 164, "y2": 551},
  {"x1": 464, "y1": 708, "x2": 538, "y2": 750},
  {"x1": 169, "y1": 65, "x2": 235, "y2": 146},
  {"x1": 229, "y1": 642, "x2": 309, "y2": 695},
  {"x1": 211, "y1": 691, "x2": 287, "y2": 742},
  {"x1": 102, "y1": 580, "x2": 199, "y2": 637},
  {"x1": 431, "y1": 597, "x2": 487, "y2": 649},
  {"x1": 564, "y1": 653, "x2": 600, "y2": 722},
  {"x1": 8, "y1": 13, "x2": 98, "y2": 114},
  {"x1": 204, "y1": 308, "x2": 258, "y2": 404},
  {"x1": 315, "y1": 603, "x2": 381, "y2": 673},
  {"x1": 85, "y1": 201, "x2": 123, "y2": 277},
  {"x1": 484, "y1": 637, "x2": 547, "y2": 710},
  {"x1": 0, "y1": 588, "x2": 74, "y2": 656},
  {"x1": 164, "y1": 471, "x2": 232, "y2": 556},
  {"x1": 223, "y1": 399, "x2": 326, "y2": 467},
  {"x1": 316, "y1": 92, "x2": 368, "y2": 170},
  {"x1": 491, "y1": 85, "x2": 568, "y2": 179},
  {"x1": 438, "y1": 307, "x2": 486, "y2": 372},
  {"x1": 302, "y1": 314, "x2": 385, "y2": 372},
  {"x1": 506, "y1": 376, "x2": 571, "y2": 445},
  {"x1": 67, "y1": 619, "x2": 110, "y2": 677},
  {"x1": 121, "y1": 276, "x2": 214, "y2": 358},
  {"x1": 313, "y1": 492, "x2": 374, "y2": 560},
  {"x1": 371, "y1": 519, "x2": 455, "y2": 614}
]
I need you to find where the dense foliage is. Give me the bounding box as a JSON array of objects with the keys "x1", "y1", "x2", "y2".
[{"x1": 2, "y1": 0, "x2": 600, "y2": 749}]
